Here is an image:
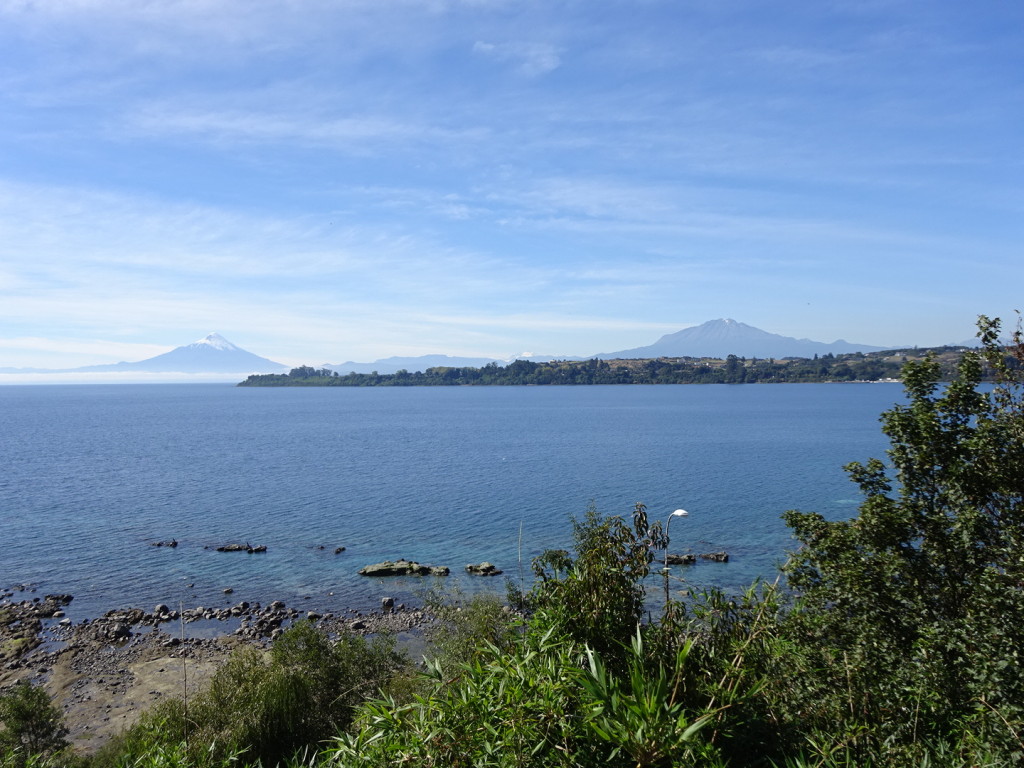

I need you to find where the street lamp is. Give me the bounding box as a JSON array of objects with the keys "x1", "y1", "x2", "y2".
[{"x1": 663, "y1": 509, "x2": 689, "y2": 609}]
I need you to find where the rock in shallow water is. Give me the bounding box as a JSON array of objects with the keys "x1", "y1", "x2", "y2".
[{"x1": 357, "y1": 559, "x2": 449, "y2": 577}]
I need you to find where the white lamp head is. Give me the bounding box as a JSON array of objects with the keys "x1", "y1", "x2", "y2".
[{"x1": 672, "y1": 509, "x2": 688, "y2": 517}]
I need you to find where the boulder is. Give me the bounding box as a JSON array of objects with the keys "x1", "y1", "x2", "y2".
[
  {"x1": 665, "y1": 553, "x2": 696, "y2": 565},
  {"x1": 465, "y1": 562, "x2": 503, "y2": 576},
  {"x1": 699, "y1": 551, "x2": 729, "y2": 563},
  {"x1": 357, "y1": 559, "x2": 448, "y2": 577}
]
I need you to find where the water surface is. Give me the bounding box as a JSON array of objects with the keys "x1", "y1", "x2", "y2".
[{"x1": 0, "y1": 383, "x2": 901, "y2": 620}]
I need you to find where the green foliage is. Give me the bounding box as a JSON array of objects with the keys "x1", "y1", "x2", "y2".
[
  {"x1": 423, "y1": 588, "x2": 520, "y2": 669},
  {"x1": 325, "y1": 615, "x2": 727, "y2": 768},
  {"x1": 660, "y1": 582, "x2": 788, "y2": 763},
  {"x1": 0, "y1": 682, "x2": 68, "y2": 768},
  {"x1": 579, "y1": 630, "x2": 722, "y2": 767},
  {"x1": 99, "y1": 621, "x2": 408, "y2": 768},
  {"x1": 780, "y1": 315, "x2": 1024, "y2": 763},
  {"x1": 322, "y1": 506, "x2": 734, "y2": 768},
  {"x1": 525, "y1": 503, "x2": 658, "y2": 668},
  {"x1": 101, "y1": 740, "x2": 244, "y2": 768},
  {"x1": 324, "y1": 623, "x2": 592, "y2": 768}
]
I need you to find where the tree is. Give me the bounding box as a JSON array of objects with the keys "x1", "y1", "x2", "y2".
[
  {"x1": 525, "y1": 503, "x2": 664, "y2": 668},
  {"x1": 780, "y1": 315, "x2": 1024, "y2": 760},
  {"x1": 0, "y1": 682, "x2": 68, "y2": 767}
]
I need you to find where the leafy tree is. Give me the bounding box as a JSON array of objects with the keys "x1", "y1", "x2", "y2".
[
  {"x1": 0, "y1": 682, "x2": 68, "y2": 767},
  {"x1": 780, "y1": 315, "x2": 1024, "y2": 761},
  {"x1": 524, "y1": 503, "x2": 664, "y2": 668}
]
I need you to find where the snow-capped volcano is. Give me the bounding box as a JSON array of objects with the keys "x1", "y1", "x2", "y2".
[
  {"x1": 189, "y1": 332, "x2": 244, "y2": 353},
  {"x1": 71, "y1": 333, "x2": 287, "y2": 374}
]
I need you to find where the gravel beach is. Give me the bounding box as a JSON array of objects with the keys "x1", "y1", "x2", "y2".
[{"x1": 0, "y1": 587, "x2": 432, "y2": 754}]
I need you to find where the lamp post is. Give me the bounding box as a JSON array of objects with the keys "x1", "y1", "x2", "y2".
[{"x1": 663, "y1": 509, "x2": 689, "y2": 609}]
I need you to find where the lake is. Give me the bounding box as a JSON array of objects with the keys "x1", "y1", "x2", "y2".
[{"x1": 0, "y1": 382, "x2": 902, "y2": 621}]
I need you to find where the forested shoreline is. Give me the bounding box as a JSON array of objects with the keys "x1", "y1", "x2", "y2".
[{"x1": 239, "y1": 345, "x2": 976, "y2": 387}]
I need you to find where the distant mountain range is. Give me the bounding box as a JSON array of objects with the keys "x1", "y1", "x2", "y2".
[
  {"x1": 326, "y1": 319, "x2": 892, "y2": 374},
  {"x1": 1, "y1": 321, "x2": 906, "y2": 378}
]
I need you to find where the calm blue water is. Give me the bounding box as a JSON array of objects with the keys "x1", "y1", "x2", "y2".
[{"x1": 0, "y1": 383, "x2": 902, "y2": 621}]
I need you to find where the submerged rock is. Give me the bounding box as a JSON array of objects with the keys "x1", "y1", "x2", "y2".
[
  {"x1": 699, "y1": 551, "x2": 729, "y2": 563},
  {"x1": 666, "y1": 553, "x2": 696, "y2": 565},
  {"x1": 215, "y1": 543, "x2": 267, "y2": 554},
  {"x1": 357, "y1": 559, "x2": 449, "y2": 577},
  {"x1": 465, "y1": 562, "x2": 503, "y2": 576}
]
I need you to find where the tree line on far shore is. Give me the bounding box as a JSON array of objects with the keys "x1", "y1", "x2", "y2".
[{"x1": 238, "y1": 345, "x2": 985, "y2": 387}]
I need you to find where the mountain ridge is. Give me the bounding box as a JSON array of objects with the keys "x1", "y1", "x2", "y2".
[
  {"x1": 324, "y1": 319, "x2": 893, "y2": 374},
  {"x1": 593, "y1": 318, "x2": 890, "y2": 360}
]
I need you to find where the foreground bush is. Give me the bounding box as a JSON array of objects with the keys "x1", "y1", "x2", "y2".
[
  {"x1": 94, "y1": 621, "x2": 409, "y2": 768},
  {"x1": 777, "y1": 316, "x2": 1024, "y2": 764},
  {"x1": 325, "y1": 618, "x2": 725, "y2": 768},
  {"x1": 0, "y1": 682, "x2": 69, "y2": 768}
]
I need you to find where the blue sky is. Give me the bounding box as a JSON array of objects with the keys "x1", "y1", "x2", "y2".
[{"x1": 1, "y1": 0, "x2": 1021, "y2": 369}]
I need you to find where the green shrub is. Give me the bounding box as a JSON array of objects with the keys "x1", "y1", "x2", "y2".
[
  {"x1": 0, "y1": 682, "x2": 68, "y2": 768},
  {"x1": 524, "y1": 503, "x2": 660, "y2": 669},
  {"x1": 325, "y1": 621, "x2": 592, "y2": 768},
  {"x1": 99, "y1": 621, "x2": 408, "y2": 767},
  {"x1": 579, "y1": 629, "x2": 723, "y2": 767},
  {"x1": 423, "y1": 588, "x2": 520, "y2": 669},
  {"x1": 779, "y1": 315, "x2": 1024, "y2": 763}
]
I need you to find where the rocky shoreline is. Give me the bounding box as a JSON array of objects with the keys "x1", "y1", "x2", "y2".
[{"x1": 0, "y1": 585, "x2": 434, "y2": 754}]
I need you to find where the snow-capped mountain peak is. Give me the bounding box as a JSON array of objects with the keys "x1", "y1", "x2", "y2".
[
  {"x1": 191, "y1": 333, "x2": 240, "y2": 352},
  {"x1": 58, "y1": 333, "x2": 288, "y2": 373}
]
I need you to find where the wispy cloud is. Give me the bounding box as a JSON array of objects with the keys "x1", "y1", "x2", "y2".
[
  {"x1": 125, "y1": 103, "x2": 489, "y2": 153},
  {"x1": 1, "y1": 0, "x2": 1022, "y2": 364},
  {"x1": 472, "y1": 40, "x2": 562, "y2": 76}
]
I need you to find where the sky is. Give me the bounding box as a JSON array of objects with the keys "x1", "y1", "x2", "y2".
[{"x1": 1, "y1": 0, "x2": 1022, "y2": 370}]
